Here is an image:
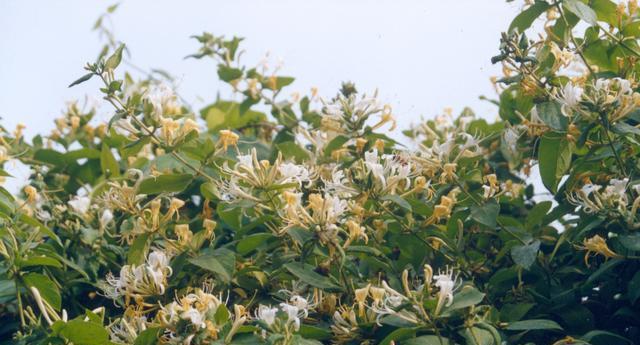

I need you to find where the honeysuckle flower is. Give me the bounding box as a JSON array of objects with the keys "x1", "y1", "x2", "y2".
[
  {"x1": 558, "y1": 81, "x2": 583, "y2": 116},
  {"x1": 181, "y1": 307, "x2": 205, "y2": 328},
  {"x1": 181, "y1": 118, "x2": 200, "y2": 135},
  {"x1": 279, "y1": 302, "x2": 302, "y2": 331},
  {"x1": 354, "y1": 284, "x2": 370, "y2": 316},
  {"x1": 433, "y1": 266, "x2": 459, "y2": 315},
  {"x1": 68, "y1": 195, "x2": 91, "y2": 214},
  {"x1": 113, "y1": 118, "x2": 140, "y2": 137},
  {"x1": 439, "y1": 163, "x2": 457, "y2": 183},
  {"x1": 290, "y1": 295, "x2": 310, "y2": 317},
  {"x1": 256, "y1": 305, "x2": 278, "y2": 326},
  {"x1": 323, "y1": 167, "x2": 358, "y2": 196},
  {"x1": 580, "y1": 234, "x2": 622, "y2": 266},
  {"x1": 278, "y1": 162, "x2": 311, "y2": 187},
  {"x1": 218, "y1": 129, "x2": 240, "y2": 151},
  {"x1": 343, "y1": 219, "x2": 368, "y2": 248},
  {"x1": 24, "y1": 185, "x2": 37, "y2": 204},
  {"x1": 100, "y1": 209, "x2": 114, "y2": 228},
  {"x1": 146, "y1": 82, "x2": 181, "y2": 119},
  {"x1": 104, "y1": 250, "x2": 172, "y2": 301},
  {"x1": 175, "y1": 224, "x2": 193, "y2": 246},
  {"x1": 0, "y1": 146, "x2": 8, "y2": 163}
]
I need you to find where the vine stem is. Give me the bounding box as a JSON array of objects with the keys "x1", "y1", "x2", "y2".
[
  {"x1": 99, "y1": 73, "x2": 215, "y2": 182},
  {"x1": 554, "y1": 2, "x2": 595, "y2": 75}
]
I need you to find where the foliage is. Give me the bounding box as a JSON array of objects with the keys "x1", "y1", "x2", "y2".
[{"x1": 1, "y1": 1, "x2": 640, "y2": 344}]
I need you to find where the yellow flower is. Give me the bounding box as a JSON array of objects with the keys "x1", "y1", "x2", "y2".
[
  {"x1": 175, "y1": 224, "x2": 192, "y2": 246},
  {"x1": 440, "y1": 163, "x2": 457, "y2": 183},
  {"x1": 24, "y1": 185, "x2": 37, "y2": 204},
  {"x1": 203, "y1": 219, "x2": 217, "y2": 239},
  {"x1": 354, "y1": 284, "x2": 370, "y2": 317},
  {"x1": 369, "y1": 286, "x2": 386, "y2": 306},
  {"x1": 581, "y1": 234, "x2": 622, "y2": 266},
  {"x1": 70, "y1": 116, "x2": 81, "y2": 130},
  {"x1": 344, "y1": 219, "x2": 368, "y2": 248},
  {"x1": 355, "y1": 138, "x2": 368, "y2": 152},
  {"x1": 218, "y1": 130, "x2": 239, "y2": 151}
]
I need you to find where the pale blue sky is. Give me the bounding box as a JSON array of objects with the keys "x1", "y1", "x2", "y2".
[
  {"x1": 0, "y1": 0, "x2": 521, "y2": 190},
  {"x1": 1, "y1": 1, "x2": 520, "y2": 134}
]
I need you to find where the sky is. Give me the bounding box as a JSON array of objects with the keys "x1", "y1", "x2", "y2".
[{"x1": 0, "y1": 0, "x2": 522, "y2": 191}]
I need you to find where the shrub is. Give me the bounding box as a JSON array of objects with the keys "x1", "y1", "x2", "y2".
[{"x1": 1, "y1": 1, "x2": 640, "y2": 344}]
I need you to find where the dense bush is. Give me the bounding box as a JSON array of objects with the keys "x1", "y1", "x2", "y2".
[{"x1": 1, "y1": 1, "x2": 640, "y2": 344}]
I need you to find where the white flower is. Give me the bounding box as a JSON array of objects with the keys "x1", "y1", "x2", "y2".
[
  {"x1": 607, "y1": 178, "x2": 628, "y2": 197},
  {"x1": 100, "y1": 209, "x2": 113, "y2": 228},
  {"x1": 581, "y1": 183, "x2": 601, "y2": 197},
  {"x1": 365, "y1": 149, "x2": 386, "y2": 186},
  {"x1": 279, "y1": 303, "x2": 301, "y2": 331},
  {"x1": 503, "y1": 127, "x2": 519, "y2": 152},
  {"x1": 289, "y1": 295, "x2": 309, "y2": 318},
  {"x1": 68, "y1": 196, "x2": 91, "y2": 214},
  {"x1": 278, "y1": 163, "x2": 311, "y2": 187},
  {"x1": 146, "y1": 82, "x2": 180, "y2": 119},
  {"x1": 257, "y1": 305, "x2": 278, "y2": 326},
  {"x1": 236, "y1": 154, "x2": 254, "y2": 170},
  {"x1": 558, "y1": 82, "x2": 583, "y2": 115},
  {"x1": 181, "y1": 307, "x2": 205, "y2": 328},
  {"x1": 433, "y1": 266, "x2": 459, "y2": 315},
  {"x1": 113, "y1": 118, "x2": 139, "y2": 137}
]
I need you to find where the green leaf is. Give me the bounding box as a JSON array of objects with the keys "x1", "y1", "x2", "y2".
[
  {"x1": 217, "y1": 64, "x2": 243, "y2": 82},
  {"x1": 591, "y1": 0, "x2": 619, "y2": 26},
  {"x1": 536, "y1": 101, "x2": 567, "y2": 131},
  {"x1": 200, "y1": 181, "x2": 217, "y2": 200},
  {"x1": 134, "y1": 327, "x2": 162, "y2": 345},
  {"x1": 508, "y1": 2, "x2": 551, "y2": 33},
  {"x1": 33, "y1": 149, "x2": 67, "y2": 166},
  {"x1": 510, "y1": 240, "x2": 540, "y2": 269},
  {"x1": 264, "y1": 76, "x2": 295, "y2": 90},
  {"x1": 189, "y1": 248, "x2": 236, "y2": 283},
  {"x1": 100, "y1": 144, "x2": 120, "y2": 177},
  {"x1": 505, "y1": 319, "x2": 563, "y2": 331},
  {"x1": 323, "y1": 135, "x2": 349, "y2": 157},
  {"x1": 500, "y1": 303, "x2": 535, "y2": 322},
  {"x1": 612, "y1": 122, "x2": 640, "y2": 136},
  {"x1": 214, "y1": 304, "x2": 230, "y2": 324},
  {"x1": 128, "y1": 233, "x2": 150, "y2": 265},
  {"x1": 403, "y1": 335, "x2": 451, "y2": 345},
  {"x1": 538, "y1": 132, "x2": 572, "y2": 193},
  {"x1": 19, "y1": 256, "x2": 62, "y2": 269},
  {"x1": 380, "y1": 328, "x2": 418, "y2": 345},
  {"x1": 381, "y1": 194, "x2": 412, "y2": 212},
  {"x1": 525, "y1": 201, "x2": 552, "y2": 230},
  {"x1": 459, "y1": 326, "x2": 496, "y2": 345},
  {"x1": 58, "y1": 320, "x2": 110, "y2": 345},
  {"x1": 237, "y1": 233, "x2": 273, "y2": 255},
  {"x1": 68, "y1": 73, "x2": 94, "y2": 88},
  {"x1": 104, "y1": 43, "x2": 125, "y2": 70},
  {"x1": 628, "y1": 271, "x2": 640, "y2": 304},
  {"x1": 564, "y1": 0, "x2": 597, "y2": 25},
  {"x1": 470, "y1": 200, "x2": 499, "y2": 228},
  {"x1": 284, "y1": 263, "x2": 341, "y2": 291},
  {"x1": 618, "y1": 233, "x2": 640, "y2": 251},
  {"x1": 23, "y1": 273, "x2": 61, "y2": 311},
  {"x1": 445, "y1": 286, "x2": 485, "y2": 312},
  {"x1": 276, "y1": 142, "x2": 310, "y2": 163},
  {"x1": 581, "y1": 330, "x2": 633, "y2": 345},
  {"x1": 201, "y1": 100, "x2": 266, "y2": 131},
  {"x1": 298, "y1": 324, "x2": 332, "y2": 341},
  {"x1": 138, "y1": 173, "x2": 193, "y2": 194}
]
